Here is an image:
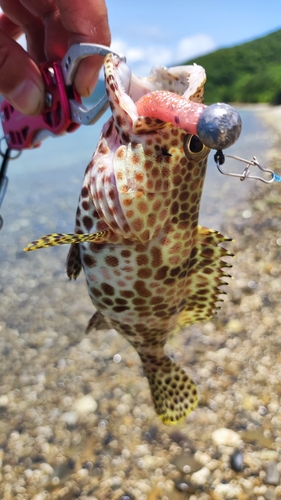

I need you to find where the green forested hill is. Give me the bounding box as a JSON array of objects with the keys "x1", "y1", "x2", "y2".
[{"x1": 183, "y1": 29, "x2": 281, "y2": 104}]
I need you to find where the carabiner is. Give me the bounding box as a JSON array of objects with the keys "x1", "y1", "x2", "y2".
[
  {"x1": 61, "y1": 43, "x2": 126, "y2": 126},
  {"x1": 214, "y1": 150, "x2": 281, "y2": 184}
]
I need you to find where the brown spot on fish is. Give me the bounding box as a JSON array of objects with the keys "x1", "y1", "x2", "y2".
[
  {"x1": 81, "y1": 186, "x2": 89, "y2": 198},
  {"x1": 101, "y1": 283, "x2": 115, "y2": 296},
  {"x1": 83, "y1": 254, "x2": 96, "y2": 267},
  {"x1": 134, "y1": 280, "x2": 152, "y2": 297},
  {"x1": 135, "y1": 172, "x2": 144, "y2": 182},
  {"x1": 82, "y1": 216, "x2": 93, "y2": 230},
  {"x1": 82, "y1": 201, "x2": 89, "y2": 211},
  {"x1": 137, "y1": 267, "x2": 152, "y2": 279},
  {"x1": 105, "y1": 255, "x2": 119, "y2": 267},
  {"x1": 132, "y1": 219, "x2": 143, "y2": 232},
  {"x1": 154, "y1": 266, "x2": 169, "y2": 280}
]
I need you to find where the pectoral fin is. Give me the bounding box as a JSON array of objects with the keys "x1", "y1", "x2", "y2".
[{"x1": 24, "y1": 230, "x2": 109, "y2": 252}]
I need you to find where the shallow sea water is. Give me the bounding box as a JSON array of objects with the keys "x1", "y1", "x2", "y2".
[{"x1": 0, "y1": 109, "x2": 277, "y2": 500}]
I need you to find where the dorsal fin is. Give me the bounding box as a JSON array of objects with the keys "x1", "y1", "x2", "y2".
[{"x1": 178, "y1": 226, "x2": 233, "y2": 328}]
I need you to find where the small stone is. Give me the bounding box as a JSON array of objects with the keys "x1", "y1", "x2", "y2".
[
  {"x1": 213, "y1": 483, "x2": 243, "y2": 499},
  {"x1": 254, "y1": 484, "x2": 267, "y2": 495},
  {"x1": 265, "y1": 461, "x2": 280, "y2": 486},
  {"x1": 256, "y1": 450, "x2": 278, "y2": 461},
  {"x1": 230, "y1": 449, "x2": 244, "y2": 472},
  {"x1": 212, "y1": 428, "x2": 242, "y2": 447},
  {"x1": 40, "y1": 463, "x2": 54, "y2": 476},
  {"x1": 265, "y1": 490, "x2": 276, "y2": 500},
  {"x1": 173, "y1": 477, "x2": 197, "y2": 494},
  {"x1": 225, "y1": 318, "x2": 244, "y2": 333},
  {"x1": 61, "y1": 411, "x2": 78, "y2": 426},
  {"x1": 0, "y1": 395, "x2": 8, "y2": 408},
  {"x1": 191, "y1": 466, "x2": 211, "y2": 485},
  {"x1": 72, "y1": 395, "x2": 97, "y2": 415},
  {"x1": 239, "y1": 478, "x2": 254, "y2": 495},
  {"x1": 31, "y1": 494, "x2": 46, "y2": 500}
]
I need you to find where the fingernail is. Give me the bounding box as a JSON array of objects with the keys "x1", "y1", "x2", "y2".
[
  {"x1": 86, "y1": 72, "x2": 99, "y2": 98},
  {"x1": 74, "y1": 64, "x2": 99, "y2": 98},
  {"x1": 5, "y1": 79, "x2": 44, "y2": 115}
]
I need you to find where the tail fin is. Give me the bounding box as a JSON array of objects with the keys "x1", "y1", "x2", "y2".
[{"x1": 140, "y1": 352, "x2": 198, "y2": 424}]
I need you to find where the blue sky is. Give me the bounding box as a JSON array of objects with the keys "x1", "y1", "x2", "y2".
[
  {"x1": 106, "y1": 0, "x2": 281, "y2": 75},
  {"x1": 1, "y1": 1, "x2": 281, "y2": 77}
]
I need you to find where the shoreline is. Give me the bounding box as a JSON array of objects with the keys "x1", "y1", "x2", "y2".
[{"x1": 237, "y1": 102, "x2": 281, "y2": 137}]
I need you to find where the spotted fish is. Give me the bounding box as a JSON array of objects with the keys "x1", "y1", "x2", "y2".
[{"x1": 25, "y1": 55, "x2": 233, "y2": 424}]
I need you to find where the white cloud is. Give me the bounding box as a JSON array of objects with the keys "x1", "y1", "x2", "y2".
[
  {"x1": 175, "y1": 34, "x2": 217, "y2": 62},
  {"x1": 111, "y1": 33, "x2": 216, "y2": 77}
]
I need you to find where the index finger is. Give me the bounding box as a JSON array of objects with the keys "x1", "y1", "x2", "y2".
[{"x1": 57, "y1": 0, "x2": 111, "y2": 96}]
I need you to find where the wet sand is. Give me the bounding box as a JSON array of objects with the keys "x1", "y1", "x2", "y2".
[{"x1": 1, "y1": 105, "x2": 281, "y2": 499}]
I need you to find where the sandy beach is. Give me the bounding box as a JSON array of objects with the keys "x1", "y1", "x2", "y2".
[{"x1": 0, "y1": 104, "x2": 281, "y2": 499}]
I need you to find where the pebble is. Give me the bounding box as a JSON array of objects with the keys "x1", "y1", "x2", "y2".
[
  {"x1": 0, "y1": 395, "x2": 8, "y2": 408},
  {"x1": 230, "y1": 449, "x2": 244, "y2": 472},
  {"x1": 191, "y1": 466, "x2": 211, "y2": 485},
  {"x1": 72, "y1": 395, "x2": 97, "y2": 415},
  {"x1": 212, "y1": 428, "x2": 242, "y2": 447},
  {"x1": 212, "y1": 483, "x2": 243, "y2": 499},
  {"x1": 61, "y1": 411, "x2": 78, "y2": 426},
  {"x1": 265, "y1": 461, "x2": 280, "y2": 486}
]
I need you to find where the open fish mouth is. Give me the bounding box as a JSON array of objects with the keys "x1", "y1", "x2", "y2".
[
  {"x1": 116, "y1": 57, "x2": 206, "y2": 99},
  {"x1": 107, "y1": 54, "x2": 241, "y2": 151},
  {"x1": 107, "y1": 54, "x2": 207, "y2": 116}
]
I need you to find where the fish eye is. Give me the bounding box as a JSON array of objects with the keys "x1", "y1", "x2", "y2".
[
  {"x1": 183, "y1": 134, "x2": 209, "y2": 160},
  {"x1": 189, "y1": 135, "x2": 204, "y2": 153}
]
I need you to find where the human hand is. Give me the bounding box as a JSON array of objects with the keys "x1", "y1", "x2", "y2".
[{"x1": 0, "y1": 0, "x2": 111, "y2": 115}]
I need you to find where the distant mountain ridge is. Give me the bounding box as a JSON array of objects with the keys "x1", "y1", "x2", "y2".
[{"x1": 183, "y1": 29, "x2": 281, "y2": 104}]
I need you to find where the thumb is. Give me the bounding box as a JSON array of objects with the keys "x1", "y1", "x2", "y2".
[{"x1": 0, "y1": 30, "x2": 45, "y2": 115}]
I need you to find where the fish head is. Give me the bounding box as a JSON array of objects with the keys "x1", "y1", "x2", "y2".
[{"x1": 90, "y1": 55, "x2": 211, "y2": 243}]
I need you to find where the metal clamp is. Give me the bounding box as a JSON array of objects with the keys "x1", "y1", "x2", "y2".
[
  {"x1": 214, "y1": 150, "x2": 281, "y2": 184},
  {"x1": 61, "y1": 43, "x2": 126, "y2": 126}
]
